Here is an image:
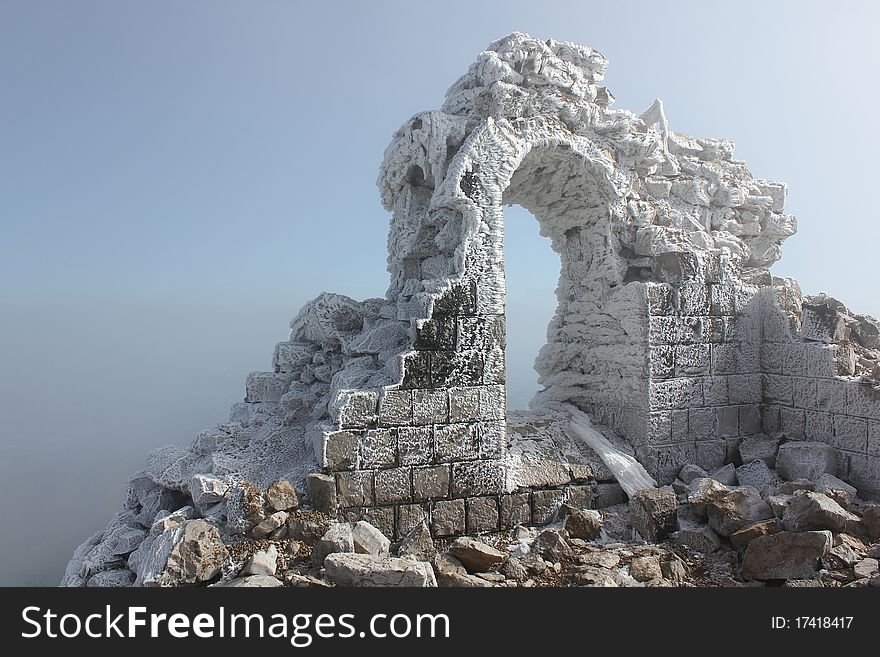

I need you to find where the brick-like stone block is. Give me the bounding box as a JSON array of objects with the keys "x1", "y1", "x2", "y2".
[
  {"x1": 245, "y1": 372, "x2": 293, "y2": 402},
  {"x1": 594, "y1": 482, "x2": 627, "y2": 508},
  {"x1": 763, "y1": 374, "x2": 794, "y2": 406},
  {"x1": 435, "y1": 423, "x2": 479, "y2": 462},
  {"x1": 817, "y1": 379, "x2": 847, "y2": 413},
  {"x1": 647, "y1": 283, "x2": 676, "y2": 316},
  {"x1": 717, "y1": 406, "x2": 739, "y2": 437},
  {"x1": 846, "y1": 383, "x2": 880, "y2": 420},
  {"x1": 362, "y1": 506, "x2": 396, "y2": 540},
  {"x1": 831, "y1": 415, "x2": 868, "y2": 453},
  {"x1": 649, "y1": 346, "x2": 675, "y2": 379},
  {"x1": 780, "y1": 407, "x2": 806, "y2": 440},
  {"x1": 762, "y1": 405, "x2": 781, "y2": 434},
  {"x1": 500, "y1": 493, "x2": 531, "y2": 528},
  {"x1": 711, "y1": 344, "x2": 737, "y2": 375},
  {"x1": 322, "y1": 430, "x2": 360, "y2": 471},
  {"x1": 397, "y1": 503, "x2": 429, "y2": 539},
  {"x1": 739, "y1": 405, "x2": 762, "y2": 434},
  {"x1": 565, "y1": 484, "x2": 594, "y2": 510},
  {"x1": 727, "y1": 374, "x2": 762, "y2": 405},
  {"x1": 401, "y1": 350, "x2": 432, "y2": 389},
  {"x1": 375, "y1": 467, "x2": 412, "y2": 505},
  {"x1": 649, "y1": 378, "x2": 703, "y2": 410},
  {"x1": 308, "y1": 473, "x2": 337, "y2": 514},
  {"x1": 792, "y1": 378, "x2": 818, "y2": 410},
  {"x1": 466, "y1": 496, "x2": 499, "y2": 533},
  {"x1": 482, "y1": 346, "x2": 505, "y2": 385},
  {"x1": 629, "y1": 488, "x2": 677, "y2": 541},
  {"x1": 412, "y1": 464, "x2": 450, "y2": 501},
  {"x1": 412, "y1": 388, "x2": 448, "y2": 425},
  {"x1": 457, "y1": 315, "x2": 506, "y2": 350},
  {"x1": 336, "y1": 471, "x2": 374, "y2": 508},
  {"x1": 332, "y1": 389, "x2": 378, "y2": 428},
  {"x1": 413, "y1": 317, "x2": 456, "y2": 350},
  {"x1": 531, "y1": 489, "x2": 567, "y2": 525},
  {"x1": 848, "y1": 454, "x2": 880, "y2": 496},
  {"x1": 397, "y1": 426, "x2": 433, "y2": 466},
  {"x1": 478, "y1": 420, "x2": 507, "y2": 458},
  {"x1": 805, "y1": 345, "x2": 838, "y2": 378},
  {"x1": 688, "y1": 407, "x2": 715, "y2": 440},
  {"x1": 432, "y1": 281, "x2": 477, "y2": 317},
  {"x1": 431, "y1": 499, "x2": 465, "y2": 537},
  {"x1": 273, "y1": 342, "x2": 313, "y2": 373},
  {"x1": 703, "y1": 376, "x2": 729, "y2": 406},
  {"x1": 448, "y1": 386, "x2": 480, "y2": 423},
  {"x1": 433, "y1": 349, "x2": 484, "y2": 388},
  {"x1": 709, "y1": 283, "x2": 735, "y2": 316},
  {"x1": 671, "y1": 409, "x2": 688, "y2": 442},
  {"x1": 360, "y1": 428, "x2": 397, "y2": 469},
  {"x1": 451, "y1": 460, "x2": 504, "y2": 497},
  {"x1": 782, "y1": 344, "x2": 808, "y2": 376},
  {"x1": 648, "y1": 316, "x2": 678, "y2": 344},
  {"x1": 646, "y1": 411, "x2": 672, "y2": 445},
  {"x1": 678, "y1": 283, "x2": 710, "y2": 316},
  {"x1": 675, "y1": 344, "x2": 710, "y2": 377},
  {"x1": 869, "y1": 421, "x2": 880, "y2": 457},
  {"x1": 478, "y1": 385, "x2": 506, "y2": 420},
  {"x1": 804, "y1": 411, "x2": 832, "y2": 442},
  {"x1": 695, "y1": 440, "x2": 727, "y2": 472},
  {"x1": 378, "y1": 388, "x2": 412, "y2": 426}
]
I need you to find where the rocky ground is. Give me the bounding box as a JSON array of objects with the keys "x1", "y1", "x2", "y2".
[{"x1": 73, "y1": 437, "x2": 880, "y2": 589}]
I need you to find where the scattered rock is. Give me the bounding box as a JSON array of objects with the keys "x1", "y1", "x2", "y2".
[
  {"x1": 853, "y1": 558, "x2": 879, "y2": 579},
  {"x1": 783, "y1": 579, "x2": 824, "y2": 587},
  {"x1": 351, "y1": 521, "x2": 391, "y2": 557},
  {"x1": 775, "y1": 442, "x2": 837, "y2": 481},
  {"x1": 215, "y1": 575, "x2": 282, "y2": 588},
  {"x1": 226, "y1": 482, "x2": 266, "y2": 535},
  {"x1": 766, "y1": 494, "x2": 793, "y2": 518},
  {"x1": 660, "y1": 554, "x2": 688, "y2": 583},
  {"x1": 574, "y1": 566, "x2": 618, "y2": 587},
  {"x1": 448, "y1": 537, "x2": 506, "y2": 572},
  {"x1": 741, "y1": 530, "x2": 832, "y2": 580},
  {"x1": 533, "y1": 528, "x2": 573, "y2": 560},
  {"x1": 500, "y1": 556, "x2": 529, "y2": 581},
  {"x1": 437, "y1": 572, "x2": 494, "y2": 587},
  {"x1": 738, "y1": 435, "x2": 779, "y2": 468},
  {"x1": 397, "y1": 521, "x2": 436, "y2": 562},
  {"x1": 564, "y1": 508, "x2": 602, "y2": 540},
  {"x1": 859, "y1": 505, "x2": 880, "y2": 540},
  {"x1": 307, "y1": 473, "x2": 337, "y2": 515},
  {"x1": 629, "y1": 555, "x2": 662, "y2": 582},
  {"x1": 312, "y1": 522, "x2": 355, "y2": 566},
  {"x1": 521, "y1": 552, "x2": 548, "y2": 575},
  {"x1": 578, "y1": 550, "x2": 621, "y2": 569},
  {"x1": 288, "y1": 513, "x2": 329, "y2": 542},
  {"x1": 814, "y1": 474, "x2": 857, "y2": 508},
  {"x1": 190, "y1": 474, "x2": 228, "y2": 508},
  {"x1": 669, "y1": 526, "x2": 721, "y2": 553},
  {"x1": 678, "y1": 464, "x2": 709, "y2": 485},
  {"x1": 735, "y1": 460, "x2": 778, "y2": 491},
  {"x1": 324, "y1": 553, "x2": 437, "y2": 587},
  {"x1": 150, "y1": 506, "x2": 198, "y2": 536},
  {"x1": 475, "y1": 571, "x2": 505, "y2": 583},
  {"x1": 782, "y1": 491, "x2": 852, "y2": 532},
  {"x1": 87, "y1": 569, "x2": 135, "y2": 587},
  {"x1": 778, "y1": 480, "x2": 815, "y2": 495},
  {"x1": 629, "y1": 488, "x2": 677, "y2": 541},
  {"x1": 432, "y1": 553, "x2": 468, "y2": 585},
  {"x1": 266, "y1": 480, "x2": 300, "y2": 512},
  {"x1": 706, "y1": 487, "x2": 774, "y2": 537},
  {"x1": 242, "y1": 545, "x2": 278, "y2": 577},
  {"x1": 134, "y1": 519, "x2": 228, "y2": 587},
  {"x1": 709, "y1": 464, "x2": 738, "y2": 486},
  {"x1": 730, "y1": 519, "x2": 781, "y2": 548},
  {"x1": 687, "y1": 478, "x2": 730, "y2": 518},
  {"x1": 252, "y1": 511, "x2": 289, "y2": 539}
]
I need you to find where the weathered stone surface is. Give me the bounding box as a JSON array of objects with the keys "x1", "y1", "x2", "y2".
[
  {"x1": 630, "y1": 488, "x2": 677, "y2": 541},
  {"x1": 563, "y1": 508, "x2": 602, "y2": 540},
  {"x1": 324, "y1": 553, "x2": 437, "y2": 587},
  {"x1": 448, "y1": 537, "x2": 506, "y2": 572},
  {"x1": 87, "y1": 569, "x2": 135, "y2": 587},
  {"x1": 669, "y1": 526, "x2": 722, "y2": 553},
  {"x1": 397, "y1": 521, "x2": 436, "y2": 562},
  {"x1": 533, "y1": 528, "x2": 573, "y2": 560},
  {"x1": 862, "y1": 505, "x2": 880, "y2": 540},
  {"x1": 738, "y1": 435, "x2": 780, "y2": 467},
  {"x1": 226, "y1": 481, "x2": 266, "y2": 535},
  {"x1": 312, "y1": 522, "x2": 355, "y2": 566},
  {"x1": 266, "y1": 480, "x2": 300, "y2": 512},
  {"x1": 742, "y1": 531, "x2": 832, "y2": 580},
  {"x1": 776, "y1": 442, "x2": 838, "y2": 481},
  {"x1": 351, "y1": 520, "x2": 391, "y2": 557},
  {"x1": 853, "y1": 558, "x2": 879, "y2": 579},
  {"x1": 242, "y1": 545, "x2": 278, "y2": 577},
  {"x1": 735, "y1": 460, "x2": 778, "y2": 491},
  {"x1": 706, "y1": 487, "x2": 775, "y2": 537},
  {"x1": 251, "y1": 511, "x2": 289, "y2": 539},
  {"x1": 134, "y1": 520, "x2": 228, "y2": 587},
  {"x1": 190, "y1": 474, "x2": 228, "y2": 508},
  {"x1": 687, "y1": 477, "x2": 730, "y2": 518},
  {"x1": 678, "y1": 464, "x2": 708, "y2": 485},
  {"x1": 709, "y1": 463, "x2": 738, "y2": 486},
  {"x1": 307, "y1": 473, "x2": 337, "y2": 514},
  {"x1": 432, "y1": 553, "x2": 468, "y2": 586},
  {"x1": 730, "y1": 519, "x2": 781, "y2": 548},
  {"x1": 782, "y1": 491, "x2": 853, "y2": 532},
  {"x1": 814, "y1": 473, "x2": 857, "y2": 508},
  {"x1": 629, "y1": 556, "x2": 662, "y2": 582},
  {"x1": 215, "y1": 575, "x2": 282, "y2": 588}
]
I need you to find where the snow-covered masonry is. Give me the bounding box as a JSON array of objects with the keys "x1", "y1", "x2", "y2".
[{"x1": 64, "y1": 33, "x2": 880, "y2": 583}]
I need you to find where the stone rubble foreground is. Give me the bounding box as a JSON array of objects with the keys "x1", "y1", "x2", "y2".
[{"x1": 63, "y1": 32, "x2": 880, "y2": 587}]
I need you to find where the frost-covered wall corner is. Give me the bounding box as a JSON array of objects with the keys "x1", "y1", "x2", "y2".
[{"x1": 62, "y1": 32, "x2": 880, "y2": 587}]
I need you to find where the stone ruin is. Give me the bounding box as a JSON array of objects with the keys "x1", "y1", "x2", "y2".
[{"x1": 63, "y1": 33, "x2": 880, "y2": 587}]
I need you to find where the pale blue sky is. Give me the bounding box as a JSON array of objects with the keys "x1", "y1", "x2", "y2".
[{"x1": 1, "y1": 1, "x2": 878, "y2": 584}]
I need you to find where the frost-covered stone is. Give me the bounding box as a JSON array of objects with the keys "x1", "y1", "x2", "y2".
[
  {"x1": 266, "y1": 480, "x2": 300, "y2": 512},
  {"x1": 132, "y1": 520, "x2": 228, "y2": 587}
]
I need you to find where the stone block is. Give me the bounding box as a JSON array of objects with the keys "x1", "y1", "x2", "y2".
[
  {"x1": 647, "y1": 283, "x2": 676, "y2": 316},
  {"x1": 646, "y1": 411, "x2": 672, "y2": 445},
  {"x1": 702, "y1": 376, "x2": 729, "y2": 406},
  {"x1": 739, "y1": 405, "x2": 762, "y2": 434},
  {"x1": 401, "y1": 351, "x2": 432, "y2": 389},
  {"x1": 466, "y1": 496, "x2": 499, "y2": 533},
  {"x1": 648, "y1": 316, "x2": 678, "y2": 344},
  {"x1": 869, "y1": 421, "x2": 880, "y2": 457},
  {"x1": 594, "y1": 482, "x2": 627, "y2": 508},
  {"x1": 335, "y1": 471, "x2": 374, "y2": 508},
  {"x1": 695, "y1": 440, "x2": 727, "y2": 472},
  {"x1": 760, "y1": 346, "x2": 783, "y2": 374},
  {"x1": 678, "y1": 283, "x2": 710, "y2": 316},
  {"x1": 803, "y1": 411, "x2": 832, "y2": 442},
  {"x1": 432, "y1": 281, "x2": 477, "y2": 317},
  {"x1": 688, "y1": 408, "x2": 715, "y2": 440},
  {"x1": 727, "y1": 374, "x2": 762, "y2": 405},
  {"x1": 273, "y1": 342, "x2": 313, "y2": 373},
  {"x1": 478, "y1": 420, "x2": 507, "y2": 458},
  {"x1": 531, "y1": 489, "x2": 567, "y2": 525},
  {"x1": 448, "y1": 386, "x2": 481, "y2": 423},
  {"x1": 671, "y1": 409, "x2": 688, "y2": 442},
  {"x1": 649, "y1": 378, "x2": 702, "y2": 410},
  {"x1": 433, "y1": 349, "x2": 484, "y2": 388},
  {"x1": 413, "y1": 317, "x2": 456, "y2": 350},
  {"x1": 762, "y1": 405, "x2": 781, "y2": 434},
  {"x1": 322, "y1": 430, "x2": 360, "y2": 471},
  {"x1": 831, "y1": 415, "x2": 868, "y2": 453},
  {"x1": 763, "y1": 374, "x2": 794, "y2": 406},
  {"x1": 649, "y1": 346, "x2": 675, "y2": 379},
  {"x1": 846, "y1": 383, "x2": 880, "y2": 420},
  {"x1": 717, "y1": 406, "x2": 739, "y2": 437},
  {"x1": 412, "y1": 388, "x2": 448, "y2": 425},
  {"x1": 792, "y1": 378, "x2": 818, "y2": 409},
  {"x1": 478, "y1": 385, "x2": 506, "y2": 420},
  {"x1": 396, "y1": 503, "x2": 429, "y2": 539},
  {"x1": 378, "y1": 388, "x2": 412, "y2": 426},
  {"x1": 741, "y1": 531, "x2": 832, "y2": 580},
  {"x1": 245, "y1": 372, "x2": 293, "y2": 403},
  {"x1": 457, "y1": 315, "x2": 506, "y2": 350},
  {"x1": 360, "y1": 429, "x2": 397, "y2": 469},
  {"x1": 817, "y1": 379, "x2": 847, "y2": 413},
  {"x1": 397, "y1": 426, "x2": 433, "y2": 466},
  {"x1": 332, "y1": 390, "x2": 379, "y2": 428},
  {"x1": 431, "y1": 499, "x2": 465, "y2": 537},
  {"x1": 451, "y1": 460, "x2": 504, "y2": 497},
  {"x1": 629, "y1": 488, "x2": 677, "y2": 541},
  {"x1": 412, "y1": 464, "x2": 450, "y2": 501},
  {"x1": 675, "y1": 344, "x2": 711, "y2": 376},
  {"x1": 738, "y1": 435, "x2": 779, "y2": 467},
  {"x1": 709, "y1": 283, "x2": 736, "y2": 316},
  {"x1": 308, "y1": 473, "x2": 337, "y2": 514},
  {"x1": 776, "y1": 442, "x2": 838, "y2": 481},
  {"x1": 780, "y1": 407, "x2": 806, "y2": 440},
  {"x1": 360, "y1": 507, "x2": 396, "y2": 541},
  {"x1": 805, "y1": 345, "x2": 838, "y2": 378},
  {"x1": 711, "y1": 344, "x2": 737, "y2": 375},
  {"x1": 434, "y1": 423, "x2": 479, "y2": 462},
  {"x1": 482, "y1": 346, "x2": 505, "y2": 385},
  {"x1": 638, "y1": 442, "x2": 697, "y2": 484},
  {"x1": 782, "y1": 344, "x2": 808, "y2": 377},
  {"x1": 848, "y1": 455, "x2": 880, "y2": 496},
  {"x1": 500, "y1": 493, "x2": 531, "y2": 527},
  {"x1": 374, "y1": 467, "x2": 412, "y2": 505}
]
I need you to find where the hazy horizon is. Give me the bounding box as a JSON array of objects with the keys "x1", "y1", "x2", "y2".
[{"x1": 2, "y1": 1, "x2": 879, "y2": 585}]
